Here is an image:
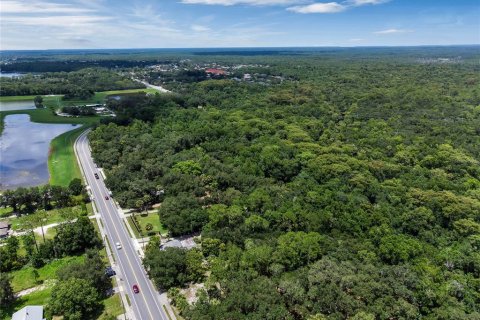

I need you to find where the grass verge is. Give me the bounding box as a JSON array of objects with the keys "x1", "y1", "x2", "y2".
[
  {"x1": 98, "y1": 293, "x2": 124, "y2": 320},
  {"x1": 123, "y1": 220, "x2": 133, "y2": 238},
  {"x1": 48, "y1": 125, "x2": 91, "y2": 186},
  {"x1": 163, "y1": 305, "x2": 173, "y2": 320},
  {"x1": 91, "y1": 216, "x2": 113, "y2": 263}
]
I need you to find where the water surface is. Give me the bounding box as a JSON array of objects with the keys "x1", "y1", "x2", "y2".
[
  {"x1": 0, "y1": 100, "x2": 36, "y2": 111},
  {"x1": 0, "y1": 72, "x2": 24, "y2": 78},
  {"x1": 0, "y1": 114, "x2": 79, "y2": 189}
]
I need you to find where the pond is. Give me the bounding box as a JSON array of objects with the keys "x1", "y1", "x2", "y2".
[
  {"x1": 0, "y1": 100, "x2": 36, "y2": 112},
  {"x1": 0, "y1": 114, "x2": 79, "y2": 190}
]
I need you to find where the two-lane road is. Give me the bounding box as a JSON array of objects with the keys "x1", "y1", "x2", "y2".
[{"x1": 75, "y1": 130, "x2": 168, "y2": 320}]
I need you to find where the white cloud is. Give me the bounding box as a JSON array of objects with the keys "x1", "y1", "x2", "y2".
[
  {"x1": 349, "y1": 38, "x2": 364, "y2": 42},
  {"x1": 1, "y1": 0, "x2": 94, "y2": 13},
  {"x1": 191, "y1": 24, "x2": 211, "y2": 32},
  {"x1": 180, "y1": 0, "x2": 391, "y2": 6},
  {"x1": 287, "y1": 2, "x2": 346, "y2": 14},
  {"x1": 374, "y1": 28, "x2": 413, "y2": 34},
  {"x1": 349, "y1": 0, "x2": 389, "y2": 6},
  {"x1": 181, "y1": 0, "x2": 390, "y2": 12},
  {"x1": 181, "y1": 0, "x2": 303, "y2": 5},
  {"x1": 2, "y1": 15, "x2": 112, "y2": 27},
  {"x1": 0, "y1": 0, "x2": 115, "y2": 49},
  {"x1": 128, "y1": 4, "x2": 174, "y2": 27}
]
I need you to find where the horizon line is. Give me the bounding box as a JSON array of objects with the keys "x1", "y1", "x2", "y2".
[{"x1": 1, "y1": 44, "x2": 479, "y2": 52}]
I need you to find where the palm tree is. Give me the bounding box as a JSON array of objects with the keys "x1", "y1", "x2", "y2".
[{"x1": 29, "y1": 210, "x2": 48, "y2": 243}]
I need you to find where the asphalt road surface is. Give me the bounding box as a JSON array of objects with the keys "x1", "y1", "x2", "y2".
[{"x1": 75, "y1": 130, "x2": 168, "y2": 320}]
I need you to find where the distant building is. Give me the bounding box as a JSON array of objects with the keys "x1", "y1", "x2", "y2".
[
  {"x1": 0, "y1": 221, "x2": 10, "y2": 238},
  {"x1": 12, "y1": 306, "x2": 45, "y2": 320},
  {"x1": 160, "y1": 236, "x2": 198, "y2": 250},
  {"x1": 205, "y1": 68, "x2": 226, "y2": 76},
  {"x1": 161, "y1": 239, "x2": 182, "y2": 249}
]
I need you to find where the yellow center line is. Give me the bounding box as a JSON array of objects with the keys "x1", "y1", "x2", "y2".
[
  {"x1": 78, "y1": 133, "x2": 157, "y2": 320},
  {"x1": 79, "y1": 132, "x2": 167, "y2": 320},
  {"x1": 80, "y1": 131, "x2": 167, "y2": 320}
]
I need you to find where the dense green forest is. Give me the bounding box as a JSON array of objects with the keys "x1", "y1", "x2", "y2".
[
  {"x1": 0, "y1": 68, "x2": 144, "y2": 97},
  {"x1": 89, "y1": 51, "x2": 480, "y2": 319}
]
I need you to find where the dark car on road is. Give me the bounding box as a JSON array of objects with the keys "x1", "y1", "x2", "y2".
[
  {"x1": 105, "y1": 195, "x2": 109, "y2": 200},
  {"x1": 94, "y1": 173, "x2": 99, "y2": 179},
  {"x1": 105, "y1": 266, "x2": 116, "y2": 277},
  {"x1": 133, "y1": 284, "x2": 140, "y2": 294}
]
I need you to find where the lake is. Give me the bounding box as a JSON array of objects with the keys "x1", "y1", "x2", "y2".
[
  {"x1": 0, "y1": 72, "x2": 24, "y2": 78},
  {"x1": 0, "y1": 114, "x2": 79, "y2": 190},
  {"x1": 0, "y1": 100, "x2": 36, "y2": 111}
]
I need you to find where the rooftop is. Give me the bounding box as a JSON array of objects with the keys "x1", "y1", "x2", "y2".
[
  {"x1": 0, "y1": 221, "x2": 10, "y2": 229},
  {"x1": 205, "y1": 68, "x2": 226, "y2": 75},
  {"x1": 12, "y1": 306, "x2": 44, "y2": 320}
]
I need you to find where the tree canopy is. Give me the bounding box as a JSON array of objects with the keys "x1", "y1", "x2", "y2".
[{"x1": 88, "y1": 48, "x2": 480, "y2": 319}]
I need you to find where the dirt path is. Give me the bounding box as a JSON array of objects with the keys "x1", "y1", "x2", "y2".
[{"x1": 16, "y1": 279, "x2": 57, "y2": 297}]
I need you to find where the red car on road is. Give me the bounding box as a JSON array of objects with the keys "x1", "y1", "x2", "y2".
[{"x1": 133, "y1": 284, "x2": 140, "y2": 294}]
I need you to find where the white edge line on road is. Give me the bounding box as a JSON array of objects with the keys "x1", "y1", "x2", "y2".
[
  {"x1": 75, "y1": 131, "x2": 142, "y2": 320},
  {"x1": 76, "y1": 131, "x2": 168, "y2": 320}
]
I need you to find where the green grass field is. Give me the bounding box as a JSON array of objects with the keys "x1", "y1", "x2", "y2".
[
  {"x1": 10, "y1": 255, "x2": 85, "y2": 292},
  {"x1": 0, "y1": 207, "x2": 14, "y2": 218},
  {"x1": 37, "y1": 227, "x2": 57, "y2": 241},
  {"x1": 0, "y1": 95, "x2": 41, "y2": 102},
  {"x1": 4, "y1": 287, "x2": 123, "y2": 320},
  {"x1": 0, "y1": 88, "x2": 158, "y2": 108},
  {"x1": 127, "y1": 212, "x2": 168, "y2": 238},
  {"x1": 5, "y1": 205, "x2": 84, "y2": 231},
  {"x1": 48, "y1": 125, "x2": 91, "y2": 186},
  {"x1": 4, "y1": 278, "x2": 123, "y2": 320},
  {"x1": 3, "y1": 213, "x2": 121, "y2": 319},
  {"x1": 1, "y1": 287, "x2": 53, "y2": 320}
]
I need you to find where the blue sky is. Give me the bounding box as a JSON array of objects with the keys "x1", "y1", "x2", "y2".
[{"x1": 1, "y1": 0, "x2": 479, "y2": 49}]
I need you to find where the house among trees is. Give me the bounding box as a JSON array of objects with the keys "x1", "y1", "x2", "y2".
[
  {"x1": 205, "y1": 68, "x2": 226, "y2": 76},
  {"x1": 0, "y1": 221, "x2": 10, "y2": 238},
  {"x1": 11, "y1": 306, "x2": 45, "y2": 320}
]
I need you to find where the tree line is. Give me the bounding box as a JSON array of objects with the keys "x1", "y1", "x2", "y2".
[
  {"x1": 0, "y1": 68, "x2": 144, "y2": 97},
  {"x1": 0, "y1": 179, "x2": 88, "y2": 214},
  {"x1": 61, "y1": 105, "x2": 96, "y2": 116}
]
